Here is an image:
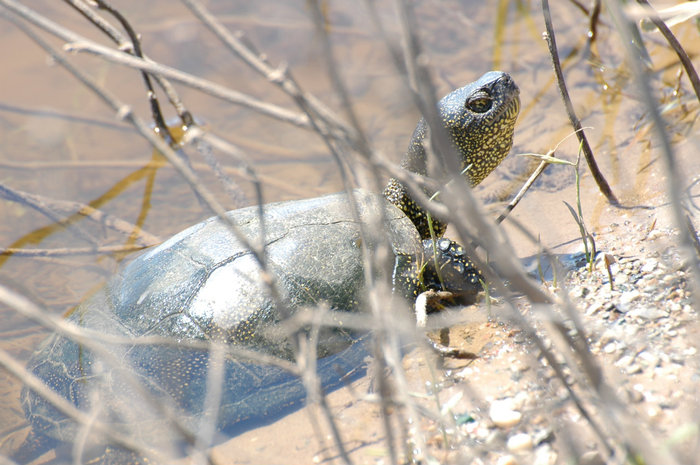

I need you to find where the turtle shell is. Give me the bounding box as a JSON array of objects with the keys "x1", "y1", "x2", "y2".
[{"x1": 21, "y1": 190, "x2": 425, "y2": 448}]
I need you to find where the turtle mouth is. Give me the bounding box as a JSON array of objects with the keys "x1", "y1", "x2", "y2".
[
  {"x1": 504, "y1": 93, "x2": 521, "y2": 119},
  {"x1": 491, "y1": 74, "x2": 521, "y2": 122},
  {"x1": 487, "y1": 89, "x2": 520, "y2": 127}
]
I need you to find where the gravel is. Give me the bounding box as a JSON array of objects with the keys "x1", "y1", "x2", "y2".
[{"x1": 416, "y1": 215, "x2": 698, "y2": 464}]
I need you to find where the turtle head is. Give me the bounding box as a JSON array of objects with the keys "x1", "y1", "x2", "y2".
[
  {"x1": 404, "y1": 71, "x2": 520, "y2": 185},
  {"x1": 385, "y1": 71, "x2": 520, "y2": 238},
  {"x1": 439, "y1": 71, "x2": 520, "y2": 185}
]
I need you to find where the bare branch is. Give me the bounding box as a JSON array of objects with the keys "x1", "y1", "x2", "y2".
[{"x1": 541, "y1": 0, "x2": 618, "y2": 205}]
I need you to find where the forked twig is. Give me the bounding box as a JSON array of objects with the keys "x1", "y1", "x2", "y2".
[{"x1": 496, "y1": 127, "x2": 597, "y2": 225}]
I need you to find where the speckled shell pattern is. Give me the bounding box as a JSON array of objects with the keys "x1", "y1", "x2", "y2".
[{"x1": 22, "y1": 191, "x2": 421, "y2": 444}]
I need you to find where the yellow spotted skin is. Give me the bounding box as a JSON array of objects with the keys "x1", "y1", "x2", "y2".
[
  {"x1": 419, "y1": 238, "x2": 482, "y2": 295},
  {"x1": 384, "y1": 71, "x2": 520, "y2": 239},
  {"x1": 391, "y1": 238, "x2": 483, "y2": 304}
]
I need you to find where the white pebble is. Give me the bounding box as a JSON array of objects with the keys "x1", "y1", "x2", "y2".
[
  {"x1": 474, "y1": 425, "x2": 491, "y2": 441},
  {"x1": 619, "y1": 290, "x2": 641, "y2": 306},
  {"x1": 669, "y1": 302, "x2": 682, "y2": 312},
  {"x1": 625, "y1": 363, "x2": 643, "y2": 375},
  {"x1": 513, "y1": 391, "x2": 529, "y2": 410},
  {"x1": 490, "y1": 399, "x2": 522, "y2": 428},
  {"x1": 641, "y1": 259, "x2": 658, "y2": 273},
  {"x1": 603, "y1": 342, "x2": 617, "y2": 354},
  {"x1": 647, "y1": 406, "x2": 661, "y2": 419},
  {"x1": 646, "y1": 229, "x2": 663, "y2": 240},
  {"x1": 637, "y1": 351, "x2": 659, "y2": 367},
  {"x1": 629, "y1": 307, "x2": 668, "y2": 320},
  {"x1": 534, "y1": 445, "x2": 557, "y2": 465},
  {"x1": 506, "y1": 433, "x2": 533, "y2": 452},
  {"x1": 627, "y1": 388, "x2": 644, "y2": 403},
  {"x1": 580, "y1": 450, "x2": 605, "y2": 465},
  {"x1": 496, "y1": 454, "x2": 518, "y2": 465}
]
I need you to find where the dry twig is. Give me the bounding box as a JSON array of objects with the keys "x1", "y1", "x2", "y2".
[{"x1": 541, "y1": 0, "x2": 618, "y2": 205}]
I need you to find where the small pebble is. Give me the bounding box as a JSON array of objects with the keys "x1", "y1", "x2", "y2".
[
  {"x1": 455, "y1": 367, "x2": 473, "y2": 379},
  {"x1": 637, "y1": 351, "x2": 659, "y2": 367},
  {"x1": 603, "y1": 342, "x2": 617, "y2": 354},
  {"x1": 473, "y1": 424, "x2": 491, "y2": 441},
  {"x1": 627, "y1": 388, "x2": 644, "y2": 403},
  {"x1": 625, "y1": 363, "x2": 643, "y2": 375},
  {"x1": 532, "y1": 428, "x2": 554, "y2": 445},
  {"x1": 496, "y1": 454, "x2": 518, "y2": 465},
  {"x1": 641, "y1": 259, "x2": 658, "y2": 273},
  {"x1": 629, "y1": 307, "x2": 667, "y2": 321},
  {"x1": 662, "y1": 274, "x2": 676, "y2": 285},
  {"x1": 512, "y1": 391, "x2": 530, "y2": 410},
  {"x1": 598, "y1": 329, "x2": 618, "y2": 347},
  {"x1": 506, "y1": 433, "x2": 533, "y2": 452},
  {"x1": 586, "y1": 302, "x2": 606, "y2": 315},
  {"x1": 510, "y1": 360, "x2": 529, "y2": 374},
  {"x1": 533, "y1": 445, "x2": 557, "y2": 465},
  {"x1": 646, "y1": 229, "x2": 664, "y2": 240},
  {"x1": 659, "y1": 397, "x2": 678, "y2": 409},
  {"x1": 615, "y1": 354, "x2": 634, "y2": 367},
  {"x1": 580, "y1": 450, "x2": 605, "y2": 465},
  {"x1": 619, "y1": 290, "x2": 640, "y2": 306},
  {"x1": 490, "y1": 399, "x2": 522, "y2": 428}
]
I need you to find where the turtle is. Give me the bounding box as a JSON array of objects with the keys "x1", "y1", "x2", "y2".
[{"x1": 17, "y1": 71, "x2": 520, "y2": 463}]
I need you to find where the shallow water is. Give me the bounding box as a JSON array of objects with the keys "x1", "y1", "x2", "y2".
[{"x1": 0, "y1": 0, "x2": 698, "y2": 463}]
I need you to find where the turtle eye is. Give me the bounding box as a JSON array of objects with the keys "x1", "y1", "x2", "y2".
[{"x1": 466, "y1": 91, "x2": 493, "y2": 113}]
